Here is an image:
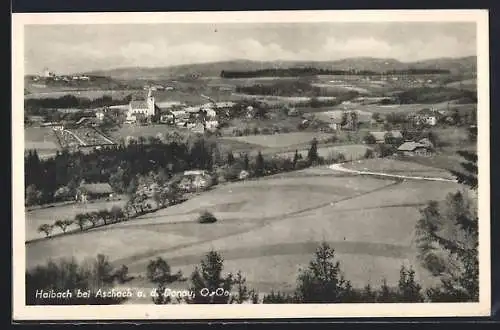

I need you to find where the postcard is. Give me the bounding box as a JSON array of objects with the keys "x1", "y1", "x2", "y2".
[{"x1": 12, "y1": 9, "x2": 490, "y2": 320}]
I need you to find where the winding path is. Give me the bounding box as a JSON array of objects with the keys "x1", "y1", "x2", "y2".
[{"x1": 328, "y1": 163, "x2": 458, "y2": 183}]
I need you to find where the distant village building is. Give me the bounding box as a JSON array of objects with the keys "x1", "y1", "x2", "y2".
[
  {"x1": 75, "y1": 182, "x2": 114, "y2": 202},
  {"x1": 95, "y1": 109, "x2": 105, "y2": 121},
  {"x1": 126, "y1": 89, "x2": 156, "y2": 123},
  {"x1": 42, "y1": 67, "x2": 55, "y2": 78},
  {"x1": 205, "y1": 119, "x2": 219, "y2": 131}
]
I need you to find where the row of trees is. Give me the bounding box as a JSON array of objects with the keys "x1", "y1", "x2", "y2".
[
  {"x1": 221, "y1": 68, "x2": 450, "y2": 79},
  {"x1": 25, "y1": 94, "x2": 131, "y2": 111},
  {"x1": 37, "y1": 206, "x2": 127, "y2": 238}
]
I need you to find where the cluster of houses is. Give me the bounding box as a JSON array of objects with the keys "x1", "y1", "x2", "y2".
[
  {"x1": 366, "y1": 129, "x2": 436, "y2": 157},
  {"x1": 31, "y1": 68, "x2": 90, "y2": 83},
  {"x1": 123, "y1": 88, "x2": 238, "y2": 133}
]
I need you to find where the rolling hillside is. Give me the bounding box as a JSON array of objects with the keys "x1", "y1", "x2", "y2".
[{"x1": 81, "y1": 56, "x2": 476, "y2": 80}]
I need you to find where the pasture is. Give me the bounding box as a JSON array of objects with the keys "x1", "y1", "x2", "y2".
[
  {"x1": 221, "y1": 132, "x2": 334, "y2": 149},
  {"x1": 342, "y1": 158, "x2": 455, "y2": 179},
  {"x1": 277, "y1": 144, "x2": 370, "y2": 161},
  {"x1": 24, "y1": 127, "x2": 60, "y2": 154},
  {"x1": 109, "y1": 124, "x2": 192, "y2": 141},
  {"x1": 26, "y1": 165, "x2": 464, "y2": 293}
]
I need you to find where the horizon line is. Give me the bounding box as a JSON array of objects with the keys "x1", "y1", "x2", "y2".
[{"x1": 26, "y1": 54, "x2": 477, "y2": 76}]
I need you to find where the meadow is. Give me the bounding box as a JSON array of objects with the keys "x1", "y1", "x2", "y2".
[
  {"x1": 26, "y1": 164, "x2": 464, "y2": 294},
  {"x1": 221, "y1": 132, "x2": 334, "y2": 149},
  {"x1": 24, "y1": 127, "x2": 61, "y2": 156},
  {"x1": 342, "y1": 158, "x2": 455, "y2": 179}
]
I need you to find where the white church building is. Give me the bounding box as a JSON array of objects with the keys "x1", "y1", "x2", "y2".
[{"x1": 126, "y1": 89, "x2": 156, "y2": 123}]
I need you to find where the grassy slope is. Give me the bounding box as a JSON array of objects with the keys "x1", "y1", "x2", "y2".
[{"x1": 26, "y1": 165, "x2": 463, "y2": 292}]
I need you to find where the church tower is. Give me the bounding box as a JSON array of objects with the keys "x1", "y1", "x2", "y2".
[{"x1": 146, "y1": 88, "x2": 155, "y2": 117}]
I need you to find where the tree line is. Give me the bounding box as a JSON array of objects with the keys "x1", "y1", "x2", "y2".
[
  {"x1": 25, "y1": 94, "x2": 132, "y2": 112},
  {"x1": 221, "y1": 68, "x2": 451, "y2": 78}
]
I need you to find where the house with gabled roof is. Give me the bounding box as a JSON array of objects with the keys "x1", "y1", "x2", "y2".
[{"x1": 397, "y1": 141, "x2": 433, "y2": 157}]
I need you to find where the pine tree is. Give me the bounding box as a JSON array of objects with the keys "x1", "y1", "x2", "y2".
[
  {"x1": 146, "y1": 257, "x2": 185, "y2": 304},
  {"x1": 295, "y1": 242, "x2": 353, "y2": 303},
  {"x1": 187, "y1": 251, "x2": 234, "y2": 304},
  {"x1": 255, "y1": 151, "x2": 265, "y2": 177},
  {"x1": 227, "y1": 151, "x2": 235, "y2": 166},
  {"x1": 449, "y1": 150, "x2": 478, "y2": 190},
  {"x1": 415, "y1": 191, "x2": 479, "y2": 302},
  {"x1": 397, "y1": 266, "x2": 424, "y2": 302},
  {"x1": 243, "y1": 153, "x2": 250, "y2": 171},
  {"x1": 293, "y1": 150, "x2": 299, "y2": 168},
  {"x1": 307, "y1": 138, "x2": 319, "y2": 165}
]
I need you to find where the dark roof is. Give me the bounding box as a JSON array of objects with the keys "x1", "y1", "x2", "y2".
[
  {"x1": 397, "y1": 142, "x2": 428, "y2": 152},
  {"x1": 130, "y1": 100, "x2": 149, "y2": 109},
  {"x1": 79, "y1": 183, "x2": 113, "y2": 194}
]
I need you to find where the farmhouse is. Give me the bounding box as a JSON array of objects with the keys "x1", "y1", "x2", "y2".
[
  {"x1": 75, "y1": 182, "x2": 114, "y2": 202},
  {"x1": 328, "y1": 117, "x2": 344, "y2": 131},
  {"x1": 179, "y1": 170, "x2": 213, "y2": 192},
  {"x1": 396, "y1": 141, "x2": 433, "y2": 157},
  {"x1": 126, "y1": 89, "x2": 156, "y2": 123}
]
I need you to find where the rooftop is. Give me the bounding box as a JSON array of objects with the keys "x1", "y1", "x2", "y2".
[
  {"x1": 397, "y1": 142, "x2": 428, "y2": 152},
  {"x1": 79, "y1": 183, "x2": 114, "y2": 194},
  {"x1": 130, "y1": 100, "x2": 149, "y2": 109}
]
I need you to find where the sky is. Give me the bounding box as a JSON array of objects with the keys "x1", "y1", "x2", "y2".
[{"x1": 24, "y1": 22, "x2": 477, "y2": 75}]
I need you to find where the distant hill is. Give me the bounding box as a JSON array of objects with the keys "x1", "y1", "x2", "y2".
[{"x1": 79, "y1": 56, "x2": 476, "y2": 80}]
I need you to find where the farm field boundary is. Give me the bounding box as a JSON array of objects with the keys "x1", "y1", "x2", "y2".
[{"x1": 329, "y1": 163, "x2": 457, "y2": 182}]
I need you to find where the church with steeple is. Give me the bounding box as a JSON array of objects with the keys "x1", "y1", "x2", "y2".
[{"x1": 126, "y1": 88, "x2": 157, "y2": 123}]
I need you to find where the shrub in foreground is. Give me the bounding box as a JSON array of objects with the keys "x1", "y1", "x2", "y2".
[{"x1": 198, "y1": 211, "x2": 218, "y2": 224}]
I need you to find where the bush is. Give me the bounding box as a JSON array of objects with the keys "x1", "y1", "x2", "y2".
[
  {"x1": 198, "y1": 211, "x2": 218, "y2": 224},
  {"x1": 364, "y1": 149, "x2": 375, "y2": 159},
  {"x1": 113, "y1": 264, "x2": 131, "y2": 284}
]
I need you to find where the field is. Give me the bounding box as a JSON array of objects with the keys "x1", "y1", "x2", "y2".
[
  {"x1": 324, "y1": 102, "x2": 476, "y2": 115},
  {"x1": 25, "y1": 198, "x2": 128, "y2": 241},
  {"x1": 343, "y1": 158, "x2": 455, "y2": 179},
  {"x1": 26, "y1": 164, "x2": 464, "y2": 296},
  {"x1": 24, "y1": 127, "x2": 61, "y2": 157},
  {"x1": 108, "y1": 124, "x2": 185, "y2": 141},
  {"x1": 221, "y1": 132, "x2": 335, "y2": 149},
  {"x1": 313, "y1": 109, "x2": 373, "y2": 123}
]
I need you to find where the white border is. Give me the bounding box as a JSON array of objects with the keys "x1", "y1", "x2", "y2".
[{"x1": 12, "y1": 10, "x2": 491, "y2": 320}]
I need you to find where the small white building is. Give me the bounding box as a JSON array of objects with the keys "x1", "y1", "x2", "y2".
[
  {"x1": 95, "y1": 109, "x2": 105, "y2": 121},
  {"x1": 205, "y1": 119, "x2": 219, "y2": 131}
]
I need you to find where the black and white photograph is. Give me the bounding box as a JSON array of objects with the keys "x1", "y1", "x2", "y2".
[{"x1": 12, "y1": 10, "x2": 490, "y2": 320}]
